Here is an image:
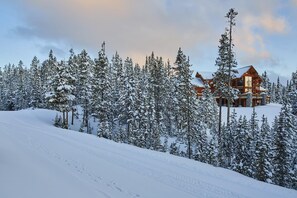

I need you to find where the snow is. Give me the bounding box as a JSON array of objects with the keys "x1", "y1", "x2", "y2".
[
  {"x1": 195, "y1": 66, "x2": 253, "y2": 80},
  {"x1": 235, "y1": 66, "x2": 252, "y2": 78},
  {"x1": 198, "y1": 71, "x2": 214, "y2": 80},
  {"x1": 1, "y1": 108, "x2": 296, "y2": 198},
  {"x1": 191, "y1": 77, "x2": 205, "y2": 87},
  {"x1": 222, "y1": 103, "x2": 282, "y2": 125}
]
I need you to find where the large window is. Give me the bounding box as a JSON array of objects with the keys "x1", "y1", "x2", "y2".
[{"x1": 244, "y1": 76, "x2": 252, "y2": 92}]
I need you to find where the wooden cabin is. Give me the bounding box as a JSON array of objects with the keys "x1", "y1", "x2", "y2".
[{"x1": 192, "y1": 65, "x2": 269, "y2": 107}]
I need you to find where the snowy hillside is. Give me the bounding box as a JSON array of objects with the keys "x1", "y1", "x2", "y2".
[{"x1": 0, "y1": 109, "x2": 296, "y2": 198}]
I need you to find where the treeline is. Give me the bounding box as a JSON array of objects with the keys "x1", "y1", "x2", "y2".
[{"x1": 0, "y1": 44, "x2": 296, "y2": 189}]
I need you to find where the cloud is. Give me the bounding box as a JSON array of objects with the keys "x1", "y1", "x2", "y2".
[
  {"x1": 7, "y1": 0, "x2": 290, "y2": 67},
  {"x1": 293, "y1": 0, "x2": 297, "y2": 6}
]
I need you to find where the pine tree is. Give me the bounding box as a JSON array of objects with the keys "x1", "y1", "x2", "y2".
[
  {"x1": 225, "y1": 8, "x2": 238, "y2": 124},
  {"x1": 198, "y1": 83, "x2": 219, "y2": 129},
  {"x1": 163, "y1": 60, "x2": 177, "y2": 137},
  {"x1": 30, "y1": 56, "x2": 42, "y2": 108},
  {"x1": 118, "y1": 57, "x2": 136, "y2": 143},
  {"x1": 275, "y1": 77, "x2": 283, "y2": 104},
  {"x1": 92, "y1": 42, "x2": 112, "y2": 138},
  {"x1": 110, "y1": 52, "x2": 124, "y2": 133},
  {"x1": 43, "y1": 50, "x2": 59, "y2": 108},
  {"x1": 232, "y1": 115, "x2": 252, "y2": 176},
  {"x1": 261, "y1": 71, "x2": 271, "y2": 95},
  {"x1": 0, "y1": 68, "x2": 4, "y2": 110},
  {"x1": 14, "y1": 61, "x2": 28, "y2": 110},
  {"x1": 272, "y1": 100, "x2": 294, "y2": 187},
  {"x1": 46, "y1": 61, "x2": 75, "y2": 128},
  {"x1": 253, "y1": 115, "x2": 272, "y2": 182},
  {"x1": 77, "y1": 49, "x2": 92, "y2": 129},
  {"x1": 67, "y1": 49, "x2": 79, "y2": 125},
  {"x1": 213, "y1": 30, "x2": 239, "y2": 141},
  {"x1": 174, "y1": 48, "x2": 200, "y2": 159}
]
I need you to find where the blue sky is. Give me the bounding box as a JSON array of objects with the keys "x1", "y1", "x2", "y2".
[{"x1": 1, "y1": 0, "x2": 296, "y2": 83}]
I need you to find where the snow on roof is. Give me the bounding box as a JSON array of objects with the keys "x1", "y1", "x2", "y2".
[
  {"x1": 191, "y1": 77, "x2": 205, "y2": 87},
  {"x1": 197, "y1": 72, "x2": 214, "y2": 80},
  {"x1": 235, "y1": 66, "x2": 252, "y2": 78}
]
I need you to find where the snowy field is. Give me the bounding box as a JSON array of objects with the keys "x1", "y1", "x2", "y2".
[
  {"x1": 1, "y1": 107, "x2": 296, "y2": 198},
  {"x1": 222, "y1": 103, "x2": 282, "y2": 125}
]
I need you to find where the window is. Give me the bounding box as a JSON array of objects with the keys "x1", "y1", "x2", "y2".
[
  {"x1": 245, "y1": 76, "x2": 252, "y2": 87},
  {"x1": 244, "y1": 76, "x2": 252, "y2": 93}
]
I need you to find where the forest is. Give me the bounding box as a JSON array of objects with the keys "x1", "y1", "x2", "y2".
[{"x1": 0, "y1": 44, "x2": 296, "y2": 190}]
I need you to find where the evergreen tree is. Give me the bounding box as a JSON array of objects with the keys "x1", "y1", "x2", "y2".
[
  {"x1": 118, "y1": 57, "x2": 136, "y2": 143},
  {"x1": 198, "y1": 83, "x2": 219, "y2": 129},
  {"x1": 272, "y1": 100, "x2": 294, "y2": 187},
  {"x1": 261, "y1": 71, "x2": 271, "y2": 94},
  {"x1": 110, "y1": 52, "x2": 124, "y2": 133},
  {"x1": 275, "y1": 77, "x2": 283, "y2": 104},
  {"x1": 43, "y1": 50, "x2": 59, "y2": 108},
  {"x1": 14, "y1": 61, "x2": 28, "y2": 110},
  {"x1": 225, "y1": 8, "x2": 238, "y2": 124},
  {"x1": 253, "y1": 115, "x2": 272, "y2": 182},
  {"x1": 67, "y1": 49, "x2": 79, "y2": 125},
  {"x1": 92, "y1": 42, "x2": 112, "y2": 138},
  {"x1": 46, "y1": 61, "x2": 75, "y2": 128},
  {"x1": 30, "y1": 56, "x2": 42, "y2": 108},
  {"x1": 77, "y1": 49, "x2": 92, "y2": 129},
  {"x1": 232, "y1": 115, "x2": 252, "y2": 176},
  {"x1": 174, "y1": 48, "x2": 200, "y2": 159},
  {"x1": 0, "y1": 69, "x2": 4, "y2": 110}
]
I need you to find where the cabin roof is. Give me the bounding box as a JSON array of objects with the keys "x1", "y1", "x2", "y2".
[
  {"x1": 235, "y1": 65, "x2": 254, "y2": 78},
  {"x1": 191, "y1": 77, "x2": 205, "y2": 87},
  {"x1": 197, "y1": 71, "x2": 213, "y2": 80}
]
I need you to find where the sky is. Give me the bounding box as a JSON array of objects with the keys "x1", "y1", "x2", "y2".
[{"x1": 1, "y1": 0, "x2": 296, "y2": 83}]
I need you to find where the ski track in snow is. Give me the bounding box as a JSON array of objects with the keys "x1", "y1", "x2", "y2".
[{"x1": 0, "y1": 109, "x2": 296, "y2": 198}]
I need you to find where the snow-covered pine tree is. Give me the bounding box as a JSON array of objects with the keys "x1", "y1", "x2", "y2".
[
  {"x1": 92, "y1": 42, "x2": 112, "y2": 138},
  {"x1": 288, "y1": 72, "x2": 297, "y2": 116},
  {"x1": 261, "y1": 71, "x2": 271, "y2": 95},
  {"x1": 30, "y1": 56, "x2": 42, "y2": 108},
  {"x1": 43, "y1": 50, "x2": 59, "y2": 109},
  {"x1": 110, "y1": 52, "x2": 124, "y2": 134},
  {"x1": 77, "y1": 49, "x2": 92, "y2": 130},
  {"x1": 0, "y1": 69, "x2": 4, "y2": 110},
  {"x1": 174, "y1": 48, "x2": 200, "y2": 159},
  {"x1": 118, "y1": 57, "x2": 136, "y2": 143},
  {"x1": 198, "y1": 83, "x2": 219, "y2": 129},
  {"x1": 163, "y1": 60, "x2": 177, "y2": 137},
  {"x1": 253, "y1": 115, "x2": 272, "y2": 182},
  {"x1": 213, "y1": 31, "x2": 239, "y2": 140},
  {"x1": 46, "y1": 60, "x2": 75, "y2": 128},
  {"x1": 249, "y1": 108, "x2": 259, "y2": 169},
  {"x1": 67, "y1": 49, "x2": 79, "y2": 125},
  {"x1": 272, "y1": 100, "x2": 294, "y2": 187},
  {"x1": 225, "y1": 8, "x2": 238, "y2": 125},
  {"x1": 194, "y1": 119, "x2": 208, "y2": 163},
  {"x1": 232, "y1": 115, "x2": 253, "y2": 176},
  {"x1": 146, "y1": 53, "x2": 166, "y2": 150},
  {"x1": 2, "y1": 64, "x2": 17, "y2": 110},
  {"x1": 275, "y1": 77, "x2": 283, "y2": 104},
  {"x1": 14, "y1": 61, "x2": 28, "y2": 110}
]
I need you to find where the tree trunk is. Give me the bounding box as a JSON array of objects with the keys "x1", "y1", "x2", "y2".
[
  {"x1": 62, "y1": 111, "x2": 66, "y2": 129},
  {"x1": 71, "y1": 108, "x2": 74, "y2": 125},
  {"x1": 66, "y1": 111, "x2": 69, "y2": 129},
  {"x1": 218, "y1": 96, "x2": 222, "y2": 145}
]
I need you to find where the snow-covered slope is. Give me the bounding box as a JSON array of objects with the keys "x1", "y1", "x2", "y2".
[{"x1": 0, "y1": 109, "x2": 296, "y2": 198}]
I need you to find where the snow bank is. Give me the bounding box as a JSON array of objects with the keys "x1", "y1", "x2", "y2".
[{"x1": 0, "y1": 109, "x2": 295, "y2": 198}]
